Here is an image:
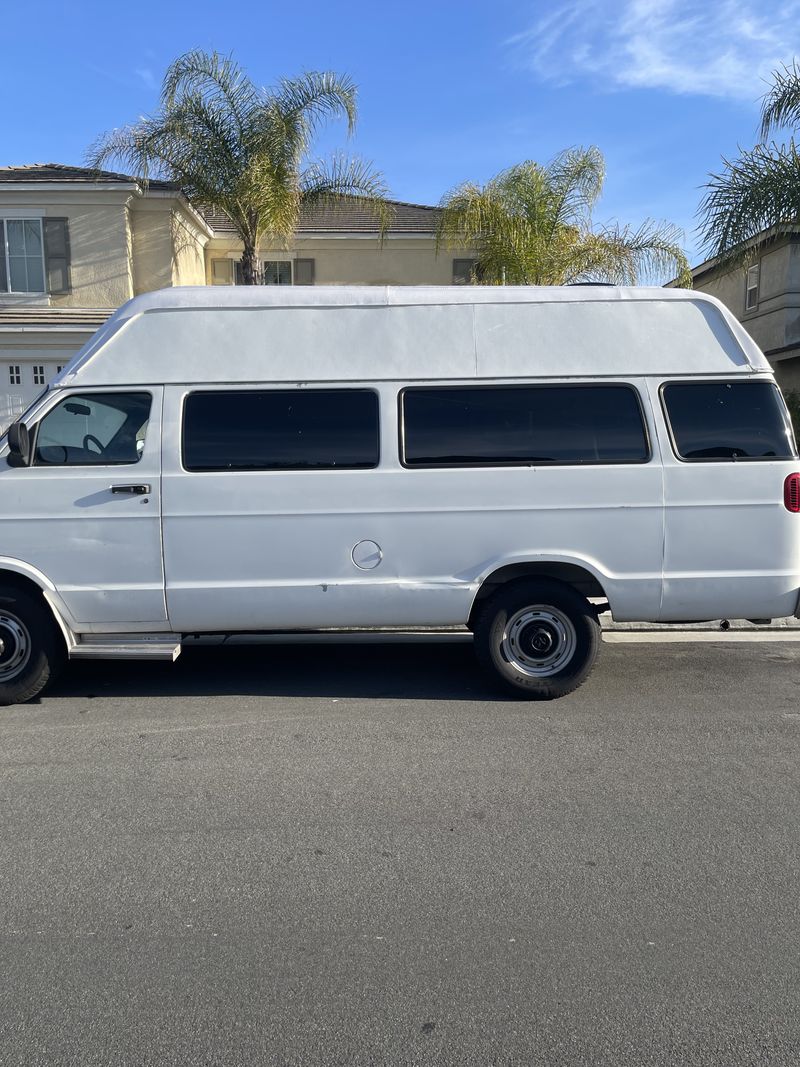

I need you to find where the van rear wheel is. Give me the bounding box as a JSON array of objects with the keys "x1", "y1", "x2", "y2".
[
  {"x1": 0, "y1": 588, "x2": 65, "y2": 706},
  {"x1": 474, "y1": 579, "x2": 600, "y2": 699}
]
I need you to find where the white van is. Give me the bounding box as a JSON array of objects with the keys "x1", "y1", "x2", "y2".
[{"x1": 0, "y1": 285, "x2": 797, "y2": 705}]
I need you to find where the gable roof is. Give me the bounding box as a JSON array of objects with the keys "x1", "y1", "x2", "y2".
[
  {"x1": 0, "y1": 163, "x2": 177, "y2": 191},
  {"x1": 201, "y1": 198, "x2": 441, "y2": 236}
]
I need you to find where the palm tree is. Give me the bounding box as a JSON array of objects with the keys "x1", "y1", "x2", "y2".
[
  {"x1": 88, "y1": 50, "x2": 389, "y2": 283},
  {"x1": 699, "y1": 62, "x2": 800, "y2": 262},
  {"x1": 437, "y1": 147, "x2": 691, "y2": 287}
]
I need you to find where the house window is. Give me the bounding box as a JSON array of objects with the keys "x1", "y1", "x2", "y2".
[
  {"x1": 8, "y1": 365, "x2": 21, "y2": 386},
  {"x1": 263, "y1": 261, "x2": 292, "y2": 285},
  {"x1": 33, "y1": 365, "x2": 45, "y2": 386},
  {"x1": 745, "y1": 264, "x2": 760, "y2": 311},
  {"x1": 56, "y1": 365, "x2": 64, "y2": 373},
  {"x1": 0, "y1": 219, "x2": 45, "y2": 294},
  {"x1": 452, "y1": 258, "x2": 480, "y2": 285}
]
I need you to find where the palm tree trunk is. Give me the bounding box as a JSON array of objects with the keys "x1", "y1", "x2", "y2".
[{"x1": 241, "y1": 242, "x2": 259, "y2": 285}]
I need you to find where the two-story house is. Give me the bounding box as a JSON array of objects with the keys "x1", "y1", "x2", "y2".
[{"x1": 0, "y1": 163, "x2": 473, "y2": 425}]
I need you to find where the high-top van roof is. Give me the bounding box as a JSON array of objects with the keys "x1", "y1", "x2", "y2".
[{"x1": 59, "y1": 285, "x2": 770, "y2": 387}]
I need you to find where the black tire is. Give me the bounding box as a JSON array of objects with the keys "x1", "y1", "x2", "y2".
[
  {"x1": 474, "y1": 579, "x2": 600, "y2": 699},
  {"x1": 0, "y1": 587, "x2": 65, "y2": 706}
]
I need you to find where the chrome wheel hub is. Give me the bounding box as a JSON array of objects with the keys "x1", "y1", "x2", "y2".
[
  {"x1": 0, "y1": 612, "x2": 32, "y2": 681},
  {"x1": 501, "y1": 606, "x2": 577, "y2": 677}
]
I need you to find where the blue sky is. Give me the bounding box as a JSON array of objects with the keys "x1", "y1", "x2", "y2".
[{"x1": 6, "y1": 0, "x2": 800, "y2": 265}]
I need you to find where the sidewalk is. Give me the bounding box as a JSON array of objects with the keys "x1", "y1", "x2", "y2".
[{"x1": 602, "y1": 614, "x2": 800, "y2": 642}]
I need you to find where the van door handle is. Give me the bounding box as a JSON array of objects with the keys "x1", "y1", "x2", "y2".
[{"x1": 111, "y1": 484, "x2": 151, "y2": 495}]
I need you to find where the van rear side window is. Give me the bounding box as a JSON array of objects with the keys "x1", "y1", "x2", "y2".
[
  {"x1": 183, "y1": 389, "x2": 379, "y2": 471},
  {"x1": 401, "y1": 384, "x2": 649, "y2": 467},
  {"x1": 662, "y1": 381, "x2": 797, "y2": 460}
]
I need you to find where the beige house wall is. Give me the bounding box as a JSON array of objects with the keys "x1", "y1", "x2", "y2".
[
  {"x1": 694, "y1": 239, "x2": 800, "y2": 355},
  {"x1": 205, "y1": 235, "x2": 467, "y2": 286},
  {"x1": 130, "y1": 198, "x2": 209, "y2": 294},
  {"x1": 130, "y1": 202, "x2": 173, "y2": 294},
  {"x1": 171, "y1": 210, "x2": 209, "y2": 287},
  {"x1": 0, "y1": 188, "x2": 134, "y2": 309},
  {"x1": 693, "y1": 236, "x2": 800, "y2": 393}
]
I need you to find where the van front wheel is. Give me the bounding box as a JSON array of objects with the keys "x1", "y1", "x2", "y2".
[
  {"x1": 474, "y1": 580, "x2": 600, "y2": 699},
  {"x1": 0, "y1": 589, "x2": 65, "y2": 706}
]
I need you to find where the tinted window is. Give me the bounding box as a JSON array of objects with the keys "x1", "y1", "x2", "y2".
[
  {"x1": 183, "y1": 389, "x2": 379, "y2": 471},
  {"x1": 662, "y1": 381, "x2": 796, "y2": 460},
  {"x1": 402, "y1": 385, "x2": 648, "y2": 466},
  {"x1": 34, "y1": 392, "x2": 151, "y2": 466}
]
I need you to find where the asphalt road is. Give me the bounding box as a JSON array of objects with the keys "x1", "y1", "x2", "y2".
[{"x1": 1, "y1": 640, "x2": 800, "y2": 1067}]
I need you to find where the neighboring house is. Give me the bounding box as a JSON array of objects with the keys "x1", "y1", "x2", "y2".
[
  {"x1": 0, "y1": 163, "x2": 210, "y2": 424},
  {"x1": 690, "y1": 226, "x2": 800, "y2": 392},
  {"x1": 202, "y1": 199, "x2": 470, "y2": 287},
  {"x1": 0, "y1": 163, "x2": 474, "y2": 426}
]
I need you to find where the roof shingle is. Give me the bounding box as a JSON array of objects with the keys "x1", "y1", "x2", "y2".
[
  {"x1": 201, "y1": 198, "x2": 441, "y2": 235},
  {"x1": 0, "y1": 163, "x2": 177, "y2": 191}
]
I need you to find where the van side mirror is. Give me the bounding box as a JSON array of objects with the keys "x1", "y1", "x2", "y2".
[{"x1": 7, "y1": 422, "x2": 31, "y2": 468}]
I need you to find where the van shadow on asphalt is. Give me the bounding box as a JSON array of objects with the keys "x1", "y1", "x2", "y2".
[{"x1": 46, "y1": 640, "x2": 506, "y2": 703}]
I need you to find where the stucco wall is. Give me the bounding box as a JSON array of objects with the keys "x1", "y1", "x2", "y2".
[
  {"x1": 205, "y1": 235, "x2": 469, "y2": 286},
  {"x1": 131, "y1": 198, "x2": 209, "y2": 292},
  {"x1": 172, "y1": 212, "x2": 208, "y2": 287},
  {"x1": 130, "y1": 203, "x2": 173, "y2": 294},
  {"x1": 0, "y1": 189, "x2": 134, "y2": 309},
  {"x1": 773, "y1": 357, "x2": 800, "y2": 392},
  {"x1": 694, "y1": 240, "x2": 800, "y2": 355}
]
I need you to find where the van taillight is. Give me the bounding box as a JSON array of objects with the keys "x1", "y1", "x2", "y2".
[{"x1": 785, "y1": 473, "x2": 800, "y2": 512}]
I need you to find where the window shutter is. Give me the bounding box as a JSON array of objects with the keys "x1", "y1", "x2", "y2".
[
  {"x1": 234, "y1": 260, "x2": 244, "y2": 285},
  {"x1": 43, "y1": 218, "x2": 71, "y2": 294},
  {"x1": 0, "y1": 221, "x2": 6, "y2": 292},
  {"x1": 294, "y1": 258, "x2": 315, "y2": 285},
  {"x1": 211, "y1": 259, "x2": 233, "y2": 285}
]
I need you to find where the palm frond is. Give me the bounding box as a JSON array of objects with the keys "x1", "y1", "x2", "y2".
[
  {"x1": 85, "y1": 50, "x2": 383, "y2": 278},
  {"x1": 161, "y1": 49, "x2": 258, "y2": 126},
  {"x1": 300, "y1": 154, "x2": 392, "y2": 236},
  {"x1": 437, "y1": 147, "x2": 683, "y2": 287},
  {"x1": 698, "y1": 140, "x2": 800, "y2": 262},
  {"x1": 574, "y1": 221, "x2": 690, "y2": 286},
  {"x1": 275, "y1": 71, "x2": 358, "y2": 142},
  {"x1": 761, "y1": 62, "x2": 800, "y2": 140},
  {"x1": 543, "y1": 145, "x2": 605, "y2": 230}
]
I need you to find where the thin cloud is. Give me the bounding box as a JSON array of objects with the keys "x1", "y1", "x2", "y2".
[
  {"x1": 509, "y1": 0, "x2": 800, "y2": 100},
  {"x1": 134, "y1": 67, "x2": 157, "y2": 91}
]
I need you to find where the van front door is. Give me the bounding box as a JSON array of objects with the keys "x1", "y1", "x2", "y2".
[{"x1": 0, "y1": 388, "x2": 167, "y2": 629}]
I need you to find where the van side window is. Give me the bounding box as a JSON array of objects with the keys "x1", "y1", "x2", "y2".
[
  {"x1": 662, "y1": 381, "x2": 797, "y2": 460},
  {"x1": 34, "y1": 393, "x2": 151, "y2": 466},
  {"x1": 183, "y1": 389, "x2": 379, "y2": 471},
  {"x1": 401, "y1": 385, "x2": 649, "y2": 466}
]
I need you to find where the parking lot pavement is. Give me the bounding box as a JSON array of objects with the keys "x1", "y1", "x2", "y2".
[{"x1": 1, "y1": 640, "x2": 800, "y2": 1067}]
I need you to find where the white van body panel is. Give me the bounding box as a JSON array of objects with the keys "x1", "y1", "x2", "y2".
[
  {"x1": 161, "y1": 379, "x2": 663, "y2": 630},
  {"x1": 58, "y1": 285, "x2": 770, "y2": 388},
  {"x1": 0, "y1": 285, "x2": 796, "y2": 637}
]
